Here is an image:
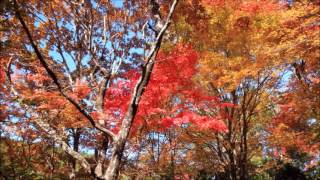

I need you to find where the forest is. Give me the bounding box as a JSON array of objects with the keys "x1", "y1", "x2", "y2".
[{"x1": 0, "y1": 0, "x2": 319, "y2": 179}]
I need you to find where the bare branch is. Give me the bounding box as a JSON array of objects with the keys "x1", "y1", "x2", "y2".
[{"x1": 6, "y1": 57, "x2": 13, "y2": 82}]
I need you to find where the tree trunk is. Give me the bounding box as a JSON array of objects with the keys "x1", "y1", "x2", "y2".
[
  {"x1": 240, "y1": 119, "x2": 248, "y2": 180},
  {"x1": 103, "y1": 1, "x2": 179, "y2": 178},
  {"x1": 70, "y1": 128, "x2": 81, "y2": 179},
  {"x1": 103, "y1": 130, "x2": 129, "y2": 180}
]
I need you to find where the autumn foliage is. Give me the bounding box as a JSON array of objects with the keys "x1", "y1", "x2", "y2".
[{"x1": 0, "y1": 0, "x2": 319, "y2": 179}]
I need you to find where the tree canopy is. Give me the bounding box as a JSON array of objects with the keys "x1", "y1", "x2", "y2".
[{"x1": 0, "y1": 0, "x2": 319, "y2": 179}]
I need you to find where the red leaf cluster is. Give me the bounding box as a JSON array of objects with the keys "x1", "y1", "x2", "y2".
[
  {"x1": 103, "y1": 45, "x2": 227, "y2": 133},
  {"x1": 73, "y1": 79, "x2": 92, "y2": 99}
]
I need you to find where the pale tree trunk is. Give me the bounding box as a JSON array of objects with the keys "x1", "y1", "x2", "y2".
[{"x1": 103, "y1": 1, "x2": 179, "y2": 178}]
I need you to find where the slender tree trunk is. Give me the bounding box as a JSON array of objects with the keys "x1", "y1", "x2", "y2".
[
  {"x1": 227, "y1": 149, "x2": 237, "y2": 180},
  {"x1": 240, "y1": 119, "x2": 248, "y2": 180},
  {"x1": 169, "y1": 134, "x2": 175, "y2": 179},
  {"x1": 226, "y1": 118, "x2": 237, "y2": 180},
  {"x1": 70, "y1": 128, "x2": 81, "y2": 179}
]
